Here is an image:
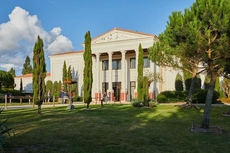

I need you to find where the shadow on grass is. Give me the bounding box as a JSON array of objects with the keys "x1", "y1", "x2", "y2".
[{"x1": 1, "y1": 104, "x2": 230, "y2": 153}]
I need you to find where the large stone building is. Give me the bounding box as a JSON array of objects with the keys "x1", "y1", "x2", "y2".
[{"x1": 14, "y1": 27, "x2": 179, "y2": 101}]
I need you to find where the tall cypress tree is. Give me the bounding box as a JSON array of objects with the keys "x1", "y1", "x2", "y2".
[
  {"x1": 22, "y1": 56, "x2": 33, "y2": 75},
  {"x1": 83, "y1": 31, "x2": 93, "y2": 109},
  {"x1": 20, "y1": 78, "x2": 23, "y2": 91},
  {"x1": 137, "y1": 43, "x2": 144, "y2": 102},
  {"x1": 175, "y1": 73, "x2": 183, "y2": 91},
  {"x1": 62, "y1": 61, "x2": 67, "y2": 90},
  {"x1": 32, "y1": 36, "x2": 46, "y2": 114},
  {"x1": 67, "y1": 65, "x2": 72, "y2": 92}
]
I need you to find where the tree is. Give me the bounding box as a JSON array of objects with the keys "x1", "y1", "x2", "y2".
[
  {"x1": 221, "y1": 78, "x2": 230, "y2": 98},
  {"x1": 215, "y1": 77, "x2": 220, "y2": 92},
  {"x1": 204, "y1": 75, "x2": 210, "y2": 89},
  {"x1": 46, "y1": 80, "x2": 53, "y2": 93},
  {"x1": 175, "y1": 73, "x2": 183, "y2": 91},
  {"x1": 22, "y1": 56, "x2": 33, "y2": 75},
  {"x1": 67, "y1": 65, "x2": 72, "y2": 92},
  {"x1": 62, "y1": 61, "x2": 67, "y2": 90},
  {"x1": 148, "y1": 6, "x2": 207, "y2": 106},
  {"x1": 83, "y1": 31, "x2": 93, "y2": 109},
  {"x1": 20, "y1": 78, "x2": 23, "y2": 91},
  {"x1": 149, "y1": 0, "x2": 230, "y2": 128},
  {"x1": 187, "y1": 0, "x2": 230, "y2": 128},
  {"x1": 137, "y1": 43, "x2": 144, "y2": 102},
  {"x1": 32, "y1": 36, "x2": 46, "y2": 114},
  {"x1": 142, "y1": 70, "x2": 163, "y2": 106},
  {"x1": 9, "y1": 68, "x2": 16, "y2": 77},
  {"x1": 0, "y1": 70, "x2": 15, "y2": 90}
]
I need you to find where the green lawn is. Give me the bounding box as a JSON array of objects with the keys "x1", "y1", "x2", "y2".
[{"x1": 1, "y1": 104, "x2": 230, "y2": 153}]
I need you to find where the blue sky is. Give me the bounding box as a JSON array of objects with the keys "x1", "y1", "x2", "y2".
[{"x1": 0, "y1": 0, "x2": 196, "y2": 76}]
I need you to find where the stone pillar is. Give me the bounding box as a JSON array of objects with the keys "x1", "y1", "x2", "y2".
[
  {"x1": 95, "y1": 53, "x2": 101, "y2": 101},
  {"x1": 121, "y1": 50, "x2": 127, "y2": 101},
  {"x1": 134, "y1": 49, "x2": 139, "y2": 99},
  {"x1": 108, "y1": 52, "x2": 114, "y2": 101}
]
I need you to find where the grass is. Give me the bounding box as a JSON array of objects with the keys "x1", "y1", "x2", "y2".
[{"x1": 1, "y1": 104, "x2": 230, "y2": 153}]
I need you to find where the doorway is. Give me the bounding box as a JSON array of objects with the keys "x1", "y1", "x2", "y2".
[{"x1": 113, "y1": 82, "x2": 121, "y2": 101}]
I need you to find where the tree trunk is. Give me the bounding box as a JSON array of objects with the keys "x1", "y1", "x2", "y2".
[
  {"x1": 38, "y1": 104, "x2": 41, "y2": 114},
  {"x1": 187, "y1": 76, "x2": 196, "y2": 105},
  {"x1": 186, "y1": 67, "x2": 198, "y2": 105},
  {"x1": 86, "y1": 103, "x2": 90, "y2": 109},
  {"x1": 201, "y1": 74, "x2": 216, "y2": 129}
]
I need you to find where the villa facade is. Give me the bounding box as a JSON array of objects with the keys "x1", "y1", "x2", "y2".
[{"x1": 14, "y1": 27, "x2": 180, "y2": 102}]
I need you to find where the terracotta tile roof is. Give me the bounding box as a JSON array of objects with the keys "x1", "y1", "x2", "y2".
[
  {"x1": 92, "y1": 27, "x2": 158, "y2": 41},
  {"x1": 50, "y1": 50, "x2": 84, "y2": 56},
  {"x1": 15, "y1": 72, "x2": 51, "y2": 78}
]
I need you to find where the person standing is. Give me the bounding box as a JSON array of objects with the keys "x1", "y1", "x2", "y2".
[
  {"x1": 103, "y1": 92, "x2": 107, "y2": 103},
  {"x1": 107, "y1": 92, "x2": 111, "y2": 102},
  {"x1": 59, "y1": 90, "x2": 64, "y2": 104}
]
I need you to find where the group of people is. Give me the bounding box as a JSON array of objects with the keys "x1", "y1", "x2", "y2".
[
  {"x1": 101, "y1": 91, "x2": 111, "y2": 103},
  {"x1": 59, "y1": 90, "x2": 74, "y2": 104}
]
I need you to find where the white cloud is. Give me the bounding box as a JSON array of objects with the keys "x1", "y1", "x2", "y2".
[
  {"x1": 0, "y1": 6, "x2": 73, "y2": 76},
  {"x1": 0, "y1": 63, "x2": 15, "y2": 71},
  {"x1": 47, "y1": 35, "x2": 73, "y2": 54}
]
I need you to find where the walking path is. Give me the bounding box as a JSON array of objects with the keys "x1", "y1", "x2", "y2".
[{"x1": 2, "y1": 101, "x2": 230, "y2": 110}]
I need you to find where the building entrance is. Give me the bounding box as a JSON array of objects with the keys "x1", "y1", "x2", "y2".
[{"x1": 113, "y1": 82, "x2": 121, "y2": 101}]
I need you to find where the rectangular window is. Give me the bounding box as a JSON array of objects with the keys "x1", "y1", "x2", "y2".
[
  {"x1": 112, "y1": 59, "x2": 121, "y2": 70},
  {"x1": 102, "y1": 82, "x2": 108, "y2": 93},
  {"x1": 102, "y1": 60, "x2": 108, "y2": 70},
  {"x1": 130, "y1": 81, "x2": 136, "y2": 100},
  {"x1": 144, "y1": 57, "x2": 150, "y2": 68},
  {"x1": 130, "y1": 58, "x2": 136, "y2": 69}
]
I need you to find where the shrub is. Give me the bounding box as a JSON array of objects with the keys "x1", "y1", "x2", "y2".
[
  {"x1": 192, "y1": 89, "x2": 220, "y2": 104},
  {"x1": 156, "y1": 94, "x2": 168, "y2": 103},
  {"x1": 132, "y1": 101, "x2": 143, "y2": 107},
  {"x1": 73, "y1": 96, "x2": 83, "y2": 102},
  {"x1": 149, "y1": 101, "x2": 157, "y2": 108}
]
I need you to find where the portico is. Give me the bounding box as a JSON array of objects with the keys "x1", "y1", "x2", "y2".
[{"x1": 16, "y1": 27, "x2": 179, "y2": 102}]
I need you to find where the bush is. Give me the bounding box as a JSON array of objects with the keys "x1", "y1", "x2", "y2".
[
  {"x1": 149, "y1": 101, "x2": 157, "y2": 108},
  {"x1": 73, "y1": 96, "x2": 83, "y2": 102},
  {"x1": 157, "y1": 89, "x2": 220, "y2": 104},
  {"x1": 132, "y1": 101, "x2": 143, "y2": 107},
  {"x1": 156, "y1": 94, "x2": 168, "y2": 103},
  {"x1": 192, "y1": 89, "x2": 220, "y2": 104}
]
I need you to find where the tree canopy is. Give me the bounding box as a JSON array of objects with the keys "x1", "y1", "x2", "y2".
[
  {"x1": 149, "y1": 0, "x2": 230, "y2": 128},
  {"x1": 22, "y1": 56, "x2": 33, "y2": 75}
]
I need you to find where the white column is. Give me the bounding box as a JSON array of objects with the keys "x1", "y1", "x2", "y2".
[
  {"x1": 121, "y1": 50, "x2": 127, "y2": 101},
  {"x1": 108, "y1": 52, "x2": 113, "y2": 92},
  {"x1": 134, "y1": 49, "x2": 139, "y2": 97},
  {"x1": 96, "y1": 53, "x2": 100, "y2": 92}
]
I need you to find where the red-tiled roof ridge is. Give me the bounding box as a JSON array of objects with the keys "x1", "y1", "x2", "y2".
[
  {"x1": 92, "y1": 27, "x2": 158, "y2": 41},
  {"x1": 50, "y1": 50, "x2": 84, "y2": 56},
  {"x1": 15, "y1": 72, "x2": 50, "y2": 78}
]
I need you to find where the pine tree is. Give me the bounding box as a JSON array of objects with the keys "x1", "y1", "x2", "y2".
[
  {"x1": 137, "y1": 43, "x2": 144, "y2": 102},
  {"x1": 32, "y1": 36, "x2": 46, "y2": 114},
  {"x1": 83, "y1": 31, "x2": 93, "y2": 109},
  {"x1": 22, "y1": 56, "x2": 33, "y2": 75}
]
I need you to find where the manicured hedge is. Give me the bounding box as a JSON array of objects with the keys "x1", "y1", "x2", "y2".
[{"x1": 157, "y1": 89, "x2": 220, "y2": 103}]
